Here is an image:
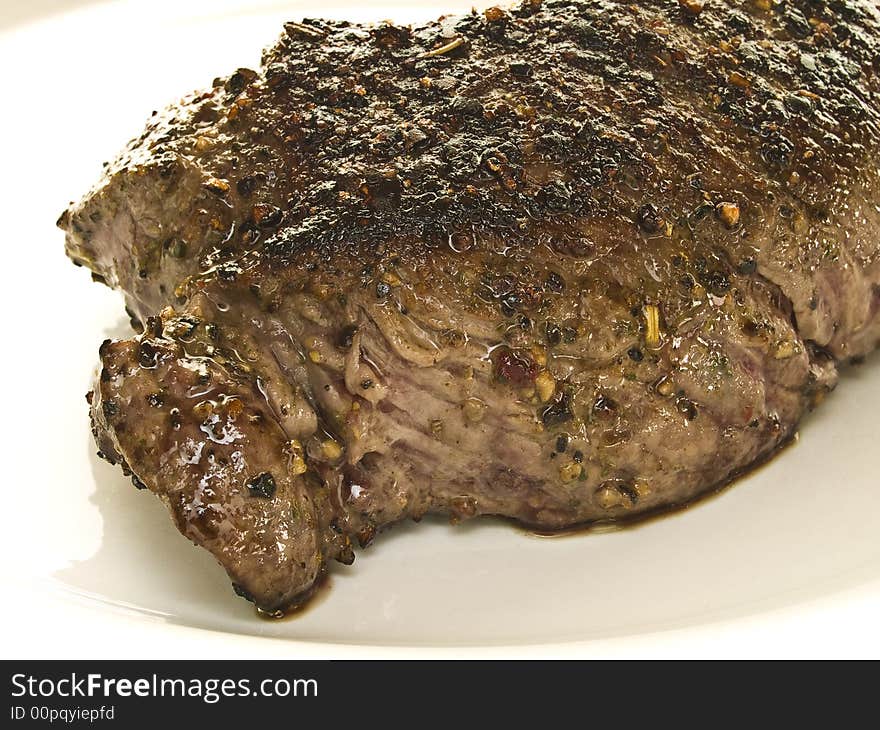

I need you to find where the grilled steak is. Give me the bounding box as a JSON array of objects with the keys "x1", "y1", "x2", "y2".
[{"x1": 61, "y1": 0, "x2": 880, "y2": 613}]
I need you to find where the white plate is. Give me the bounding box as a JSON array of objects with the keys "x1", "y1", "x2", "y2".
[{"x1": 2, "y1": 0, "x2": 879, "y2": 659}]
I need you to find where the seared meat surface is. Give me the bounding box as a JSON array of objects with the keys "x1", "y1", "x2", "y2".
[{"x1": 62, "y1": 0, "x2": 880, "y2": 612}]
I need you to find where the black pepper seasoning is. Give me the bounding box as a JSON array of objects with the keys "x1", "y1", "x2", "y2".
[{"x1": 246, "y1": 472, "x2": 277, "y2": 498}]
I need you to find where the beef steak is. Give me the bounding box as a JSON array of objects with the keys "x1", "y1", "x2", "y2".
[{"x1": 61, "y1": 0, "x2": 880, "y2": 612}]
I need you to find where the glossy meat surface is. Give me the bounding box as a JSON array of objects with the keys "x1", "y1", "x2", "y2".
[{"x1": 63, "y1": 0, "x2": 880, "y2": 611}]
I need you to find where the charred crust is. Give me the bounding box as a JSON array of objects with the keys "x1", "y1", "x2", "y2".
[{"x1": 88, "y1": 0, "x2": 876, "y2": 271}]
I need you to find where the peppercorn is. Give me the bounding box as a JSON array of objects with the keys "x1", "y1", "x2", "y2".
[
  {"x1": 637, "y1": 203, "x2": 662, "y2": 233},
  {"x1": 541, "y1": 390, "x2": 573, "y2": 426},
  {"x1": 237, "y1": 176, "x2": 257, "y2": 197},
  {"x1": 247, "y1": 472, "x2": 277, "y2": 498},
  {"x1": 545, "y1": 271, "x2": 565, "y2": 293}
]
